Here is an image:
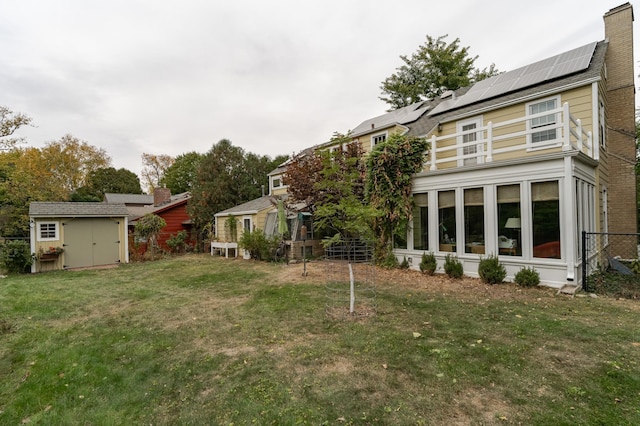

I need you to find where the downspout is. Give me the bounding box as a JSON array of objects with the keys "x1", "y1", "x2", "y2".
[{"x1": 563, "y1": 156, "x2": 576, "y2": 282}]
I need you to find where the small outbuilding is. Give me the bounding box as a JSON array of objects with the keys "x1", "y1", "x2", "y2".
[{"x1": 29, "y1": 202, "x2": 129, "y2": 272}]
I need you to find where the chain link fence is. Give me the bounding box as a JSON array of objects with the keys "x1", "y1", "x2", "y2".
[
  {"x1": 582, "y1": 232, "x2": 640, "y2": 298},
  {"x1": 324, "y1": 240, "x2": 376, "y2": 319}
]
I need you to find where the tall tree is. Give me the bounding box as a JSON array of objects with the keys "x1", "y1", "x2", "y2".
[
  {"x1": 0, "y1": 106, "x2": 32, "y2": 150},
  {"x1": 0, "y1": 148, "x2": 66, "y2": 236},
  {"x1": 160, "y1": 152, "x2": 204, "y2": 194},
  {"x1": 284, "y1": 133, "x2": 372, "y2": 243},
  {"x1": 72, "y1": 167, "x2": 143, "y2": 201},
  {"x1": 380, "y1": 35, "x2": 499, "y2": 110},
  {"x1": 41, "y1": 134, "x2": 111, "y2": 194},
  {"x1": 188, "y1": 139, "x2": 285, "y2": 231},
  {"x1": 141, "y1": 153, "x2": 174, "y2": 193}
]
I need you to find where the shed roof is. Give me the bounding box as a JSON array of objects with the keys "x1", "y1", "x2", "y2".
[{"x1": 29, "y1": 202, "x2": 129, "y2": 217}]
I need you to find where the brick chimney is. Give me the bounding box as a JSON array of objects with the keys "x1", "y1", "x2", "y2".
[
  {"x1": 603, "y1": 3, "x2": 636, "y2": 234},
  {"x1": 153, "y1": 187, "x2": 172, "y2": 207}
]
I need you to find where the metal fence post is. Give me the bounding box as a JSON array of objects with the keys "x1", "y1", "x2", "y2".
[{"x1": 582, "y1": 231, "x2": 588, "y2": 292}]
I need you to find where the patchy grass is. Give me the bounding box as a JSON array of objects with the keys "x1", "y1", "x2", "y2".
[{"x1": 0, "y1": 255, "x2": 639, "y2": 425}]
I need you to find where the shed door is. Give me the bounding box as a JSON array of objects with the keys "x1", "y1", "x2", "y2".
[{"x1": 63, "y1": 218, "x2": 120, "y2": 268}]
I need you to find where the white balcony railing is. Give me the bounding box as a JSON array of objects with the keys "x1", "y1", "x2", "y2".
[{"x1": 428, "y1": 102, "x2": 595, "y2": 171}]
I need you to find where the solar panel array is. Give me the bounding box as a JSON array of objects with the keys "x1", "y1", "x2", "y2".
[{"x1": 429, "y1": 42, "x2": 597, "y2": 116}]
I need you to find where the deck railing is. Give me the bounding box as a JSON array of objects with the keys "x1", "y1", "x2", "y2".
[{"x1": 428, "y1": 102, "x2": 594, "y2": 171}]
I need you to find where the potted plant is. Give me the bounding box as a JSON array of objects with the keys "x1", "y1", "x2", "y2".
[{"x1": 38, "y1": 246, "x2": 64, "y2": 260}]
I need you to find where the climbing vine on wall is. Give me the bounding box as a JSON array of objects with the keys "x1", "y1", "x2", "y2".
[{"x1": 365, "y1": 133, "x2": 429, "y2": 259}]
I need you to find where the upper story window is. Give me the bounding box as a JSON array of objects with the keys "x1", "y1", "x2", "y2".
[
  {"x1": 599, "y1": 100, "x2": 606, "y2": 148},
  {"x1": 457, "y1": 117, "x2": 482, "y2": 166},
  {"x1": 371, "y1": 132, "x2": 387, "y2": 148},
  {"x1": 527, "y1": 97, "x2": 559, "y2": 145},
  {"x1": 37, "y1": 222, "x2": 59, "y2": 241}
]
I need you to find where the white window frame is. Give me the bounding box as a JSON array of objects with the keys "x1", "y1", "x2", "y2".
[
  {"x1": 599, "y1": 100, "x2": 606, "y2": 148},
  {"x1": 456, "y1": 117, "x2": 483, "y2": 166},
  {"x1": 242, "y1": 216, "x2": 253, "y2": 233},
  {"x1": 371, "y1": 131, "x2": 388, "y2": 149},
  {"x1": 37, "y1": 221, "x2": 59, "y2": 241},
  {"x1": 526, "y1": 96, "x2": 561, "y2": 149}
]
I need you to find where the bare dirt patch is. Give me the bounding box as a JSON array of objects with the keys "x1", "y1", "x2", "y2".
[{"x1": 275, "y1": 259, "x2": 558, "y2": 301}]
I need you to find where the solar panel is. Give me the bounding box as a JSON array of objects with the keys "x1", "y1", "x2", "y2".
[{"x1": 429, "y1": 41, "x2": 597, "y2": 116}]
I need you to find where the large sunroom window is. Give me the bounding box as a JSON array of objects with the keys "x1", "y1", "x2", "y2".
[
  {"x1": 532, "y1": 181, "x2": 561, "y2": 259},
  {"x1": 464, "y1": 188, "x2": 484, "y2": 254},
  {"x1": 497, "y1": 185, "x2": 521, "y2": 256},
  {"x1": 413, "y1": 193, "x2": 428, "y2": 251},
  {"x1": 438, "y1": 190, "x2": 456, "y2": 252}
]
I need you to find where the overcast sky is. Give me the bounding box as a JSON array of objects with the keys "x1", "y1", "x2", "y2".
[{"x1": 2, "y1": 0, "x2": 638, "y2": 179}]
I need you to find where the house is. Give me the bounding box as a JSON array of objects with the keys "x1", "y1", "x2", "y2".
[
  {"x1": 111, "y1": 188, "x2": 194, "y2": 253},
  {"x1": 29, "y1": 202, "x2": 129, "y2": 272},
  {"x1": 349, "y1": 3, "x2": 635, "y2": 288}
]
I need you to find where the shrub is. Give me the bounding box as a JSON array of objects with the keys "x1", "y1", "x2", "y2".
[
  {"x1": 478, "y1": 255, "x2": 506, "y2": 284},
  {"x1": 399, "y1": 256, "x2": 410, "y2": 269},
  {"x1": 419, "y1": 252, "x2": 437, "y2": 275},
  {"x1": 166, "y1": 231, "x2": 188, "y2": 253},
  {"x1": 514, "y1": 267, "x2": 540, "y2": 287},
  {"x1": 379, "y1": 249, "x2": 399, "y2": 269},
  {"x1": 0, "y1": 240, "x2": 33, "y2": 274},
  {"x1": 239, "y1": 229, "x2": 280, "y2": 261},
  {"x1": 444, "y1": 254, "x2": 463, "y2": 279}
]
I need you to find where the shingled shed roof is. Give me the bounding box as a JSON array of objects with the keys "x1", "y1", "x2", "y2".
[{"x1": 29, "y1": 202, "x2": 129, "y2": 218}]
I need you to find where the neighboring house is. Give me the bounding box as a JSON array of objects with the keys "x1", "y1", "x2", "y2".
[
  {"x1": 349, "y1": 3, "x2": 634, "y2": 289},
  {"x1": 214, "y1": 153, "x2": 319, "y2": 260},
  {"x1": 106, "y1": 189, "x2": 194, "y2": 253},
  {"x1": 29, "y1": 202, "x2": 129, "y2": 272}
]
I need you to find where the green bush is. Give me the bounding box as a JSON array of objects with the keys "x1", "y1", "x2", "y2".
[
  {"x1": 379, "y1": 249, "x2": 400, "y2": 269},
  {"x1": 238, "y1": 229, "x2": 280, "y2": 261},
  {"x1": 166, "y1": 231, "x2": 188, "y2": 253},
  {"x1": 444, "y1": 254, "x2": 463, "y2": 279},
  {"x1": 514, "y1": 266, "x2": 540, "y2": 287},
  {"x1": 478, "y1": 255, "x2": 507, "y2": 284},
  {"x1": 399, "y1": 256, "x2": 410, "y2": 269},
  {"x1": 419, "y1": 252, "x2": 437, "y2": 275},
  {"x1": 0, "y1": 240, "x2": 33, "y2": 274}
]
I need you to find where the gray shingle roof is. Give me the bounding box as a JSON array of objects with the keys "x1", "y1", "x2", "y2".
[
  {"x1": 104, "y1": 193, "x2": 154, "y2": 205},
  {"x1": 216, "y1": 195, "x2": 286, "y2": 216},
  {"x1": 351, "y1": 100, "x2": 432, "y2": 137},
  {"x1": 29, "y1": 202, "x2": 129, "y2": 217}
]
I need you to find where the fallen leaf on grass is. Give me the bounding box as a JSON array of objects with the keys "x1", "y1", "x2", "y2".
[{"x1": 413, "y1": 332, "x2": 421, "y2": 338}]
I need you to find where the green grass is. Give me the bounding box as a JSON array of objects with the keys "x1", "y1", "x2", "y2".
[{"x1": 1, "y1": 255, "x2": 639, "y2": 425}]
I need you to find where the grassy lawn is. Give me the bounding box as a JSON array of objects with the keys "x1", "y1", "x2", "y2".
[{"x1": 1, "y1": 255, "x2": 639, "y2": 425}]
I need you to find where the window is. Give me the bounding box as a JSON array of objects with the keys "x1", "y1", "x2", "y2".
[
  {"x1": 37, "y1": 222, "x2": 59, "y2": 241},
  {"x1": 528, "y1": 97, "x2": 559, "y2": 144},
  {"x1": 413, "y1": 193, "x2": 428, "y2": 251},
  {"x1": 438, "y1": 190, "x2": 456, "y2": 252},
  {"x1": 371, "y1": 132, "x2": 387, "y2": 148},
  {"x1": 532, "y1": 181, "x2": 560, "y2": 259},
  {"x1": 457, "y1": 118, "x2": 482, "y2": 166},
  {"x1": 243, "y1": 217, "x2": 252, "y2": 233},
  {"x1": 272, "y1": 178, "x2": 281, "y2": 188},
  {"x1": 599, "y1": 100, "x2": 606, "y2": 148},
  {"x1": 497, "y1": 185, "x2": 521, "y2": 256},
  {"x1": 464, "y1": 188, "x2": 484, "y2": 254}
]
